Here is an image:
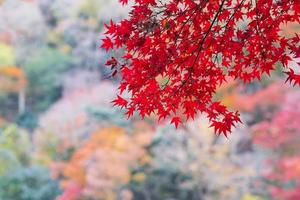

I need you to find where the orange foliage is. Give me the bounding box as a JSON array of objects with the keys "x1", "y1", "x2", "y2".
[
  {"x1": 55, "y1": 125, "x2": 153, "y2": 200},
  {"x1": 0, "y1": 66, "x2": 27, "y2": 92}
]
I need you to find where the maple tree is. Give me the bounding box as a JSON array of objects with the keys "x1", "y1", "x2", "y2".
[{"x1": 101, "y1": 0, "x2": 300, "y2": 136}]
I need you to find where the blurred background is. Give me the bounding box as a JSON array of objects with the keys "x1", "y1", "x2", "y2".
[{"x1": 0, "y1": 0, "x2": 299, "y2": 200}]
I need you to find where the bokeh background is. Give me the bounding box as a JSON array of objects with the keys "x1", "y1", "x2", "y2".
[{"x1": 0, "y1": 0, "x2": 299, "y2": 200}]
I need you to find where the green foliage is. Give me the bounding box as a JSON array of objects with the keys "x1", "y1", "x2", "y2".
[
  {"x1": 15, "y1": 112, "x2": 38, "y2": 131},
  {"x1": 23, "y1": 47, "x2": 72, "y2": 112},
  {"x1": 88, "y1": 106, "x2": 131, "y2": 127},
  {"x1": 77, "y1": 0, "x2": 101, "y2": 19},
  {"x1": 128, "y1": 167, "x2": 201, "y2": 200},
  {"x1": 0, "y1": 93, "x2": 18, "y2": 118},
  {"x1": 0, "y1": 166, "x2": 62, "y2": 200},
  {"x1": 126, "y1": 126, "x2": 200, "y2": 200},
  {"x1": 0, "y1": 124, "x2": 31, "y2": 179},
  {"x1": 0, "y1": 124, "x2": 31, "y2": 167},
  {"x1": 0, "y1": 149, "x2": 20, "y2": 176}
]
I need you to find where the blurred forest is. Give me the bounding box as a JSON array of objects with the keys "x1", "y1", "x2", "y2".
[{"x1": 0, "y1": 0, "x2": 299, "y2": 200}]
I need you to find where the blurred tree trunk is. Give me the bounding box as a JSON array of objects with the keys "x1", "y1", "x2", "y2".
[{"x1": 18, "y1": 89, "x2": 25, "y2": 114}]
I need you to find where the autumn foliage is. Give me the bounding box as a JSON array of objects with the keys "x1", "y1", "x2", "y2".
[
  {"x1": 0, "y1": 66, "x2": 27, "y2": 92},
  {"x1": 55, "y1": 126, "x2": 152, "y2": 200},
  {"x1": 245, "y1": 87, "x2": 300, "y2": 200},
  {"x1": 102, "y1": 0, "x2": 300, "y2": 136}
]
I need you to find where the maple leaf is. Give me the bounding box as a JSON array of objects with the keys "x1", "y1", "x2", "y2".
[
  {"x1": 112, "y1": 95, "x2": 128, "y2": 109},
  {"x1": 285, "y1": 69, "x2": 300, "y2": 86},
  {"x1": 101, "y1": 0, "x2": 300, "y2": 136},
  {"x1": 106, "y1": 57, "x2": 118, "y2": 70},
  {"x1": 171, "y1": 117, "x2": 181, "y2": 129},
  {"x1": 210, "y1": 121, "x2": 230, "y2": 137},
  {"x1": 119, "y1": 0, "x2": 128, "y2": 6},
  {"x1": 104, "y1": 20, "x2": 117, "y2": 35},
  {"x1": 100, "y1": 37, "x2": 113, "y2": 52}
]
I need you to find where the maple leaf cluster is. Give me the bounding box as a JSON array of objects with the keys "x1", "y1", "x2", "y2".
[{"x1": 102, "y1": 0, "x2": 300, "y2": 136}]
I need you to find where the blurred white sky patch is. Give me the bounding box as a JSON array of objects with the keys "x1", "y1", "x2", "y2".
[
  {"x1": 0, "y1": 0, "x2": 45, "y2": 38},
  {"x1": 289, "y1": 57, "x2": 300, "y2": 73},
  {"x1": 94, "y1": 0, "x2": 133, "y2": 21},
  {"x1": 38, "y1": 0, "x2": 132, "y2": 21}
]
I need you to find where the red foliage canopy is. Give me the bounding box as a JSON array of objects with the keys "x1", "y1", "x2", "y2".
[{"x1": 102, "y1": 0, "x2": 299, "y2": 136}]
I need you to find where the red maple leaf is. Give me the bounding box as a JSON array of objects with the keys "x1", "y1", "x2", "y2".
[
  {"x1": 119, "y1": 0, "x2": 128, "y2": 6},
  {"x1": 285, "y1": 69, "x2": 300, "y2": 86},
  {"x1": 171, "y1": 117, "x2": 181, "y2": 129},
  {"x1": 111, "y1": 95, "x2": 128, "y2": 109},
  {"x1": 100, "y1": 37, "x2": 113, "y2": 52},
  {"x1": 101, "y1": 0, "x2": 300, "y2": 136}
]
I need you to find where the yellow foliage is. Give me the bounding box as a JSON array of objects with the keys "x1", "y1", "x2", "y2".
[
  {"x1": 59, "y1": 45, "x2": 72, "y2": 54},
  {"x1": 132, "y1": 172, "x2": 146, "y2": 183},
  {"x1": 243, "y1": 193, "x2": 264, "y2": 200},
  {"x1": 177, "y1": 119, "x2": 258, "y2": 200},
  {"x1": 0, "y1": 44, "x2": 15, "y2": 66}
]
